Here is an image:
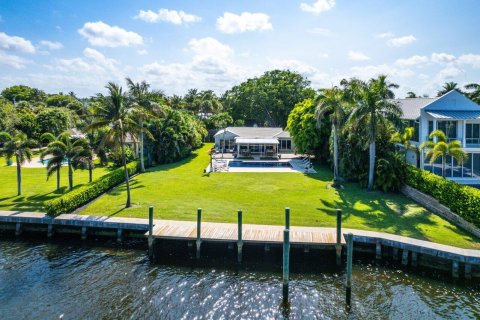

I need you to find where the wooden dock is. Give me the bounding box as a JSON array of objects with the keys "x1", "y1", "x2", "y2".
[{"x1": 149, "y1": 220, "x2": 344, "y2": 246}]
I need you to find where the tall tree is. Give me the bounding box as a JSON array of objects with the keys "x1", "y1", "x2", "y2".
[
  {"x1": 41, "y1": 131, "x2": 90, "y2": 191},
  {"x1": 420, "y1": 130, "x2": 467, "y2": 177},
  {"x1": 0, "y1": 132, "x2": 36, "y2": 195},
  {"x1": 465, "y1": 83, "x2": 480, "y2": 104},
  {"x1": 406, "y1": 91, "x2": 417, "y2": 98},
  {"x1": 88, "y1": 82, "x2": 140, "y2": 208},
  {"x1": 437, "y1": 82, "x2": 462, "y2": 97},
  {"x1": 315, "y1": 87, "x2": 347, "y2": 184},
  {"x1": 348, "y1": 75, "x2": 403, "y2": 190},
  {"x1": 126, "y1": 78, "x2": 164, "y2": 173}
]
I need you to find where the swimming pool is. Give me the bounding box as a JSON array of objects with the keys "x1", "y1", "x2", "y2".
[{"x1": 228, "y1": 161, "x2": 292, "y2": 168}]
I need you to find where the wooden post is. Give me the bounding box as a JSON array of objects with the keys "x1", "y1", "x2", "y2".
[
  {"x1": 283, "y1": 229, "x2": 290, "y2": 302},
  {"x1": 15, "y1": 222, "x2": 22, "y2": 236},
  {"x1": 117, "y1": 228, "x2": 123, "y2": 242},
  {"x1": 401, "y1": 250, "x2": 409, "y2": 266},
  {"x1": 285, "y1": 207, "x2": 290, "y2": 230},
  {"x1": 237, "y1": 209, "x2": 243, "y2": 263},
  {"x1": 375, "y1": 240, "x2": 382, "y2": 260},
  {"x1": 346, "y1": 233, "x2": 353, "y2": 307},
  {"x1": 411, "y1": 251, "x2": 418, "y2": 267},
  {"x1": 336, "y1": 209, "x2": 342, "y2": 266},
  {"x1": 81, "y1": 226, "x2": 87, "y2": 240},
  {"x1": 465, "y1": 263, "x2": 472, "y2": 280},
  {"x1": 196, "y1": 208, "x2": 202, "y2": 260},
  {"x1": 47, "y1": 223, "x2": 54, "y2": 238},
  {"x1": 392, "y1": 247, "x2": 399, "y2": 261},
  {"x1": 452, "y1": 260, "x2": 459, "y2": 279},
  {"x1": 148, "y1": 206, "x2": 153, "y2": 260}
]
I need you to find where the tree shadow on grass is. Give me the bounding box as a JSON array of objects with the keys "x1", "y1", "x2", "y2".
[{"x1": 145, "y1": 153, "x2": 199, "y2": 174}]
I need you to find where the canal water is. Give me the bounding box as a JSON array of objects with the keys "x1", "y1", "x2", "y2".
[{"x1": 0, "y1": 238, "x2": 478, "y2": 320}]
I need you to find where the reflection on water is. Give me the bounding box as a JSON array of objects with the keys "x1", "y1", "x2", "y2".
[{"x1": 0, "y1": 238, "x2": 478, "y2": 320}]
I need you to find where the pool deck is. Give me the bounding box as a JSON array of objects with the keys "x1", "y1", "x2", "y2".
[{"x1": 0, "y1": 210, "x2": 479, "y2": 268}]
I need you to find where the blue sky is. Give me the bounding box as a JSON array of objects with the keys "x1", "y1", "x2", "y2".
[{"x1": 0, "y1": 0, "x2": 479, "y2": 97}]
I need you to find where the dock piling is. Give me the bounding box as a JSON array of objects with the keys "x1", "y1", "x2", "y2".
[
  {"x1": 411, "y1": 251, "x2": 418, "y2": 267},
  {"x1": 375, "y1": 240, "x2": 382, "y2": 260},
  {"x1": 346, "y1": 233, "x2": 353, "y2": 307},
  {"x1": 81, "y1": 226, "x2": 87, "y2": 240},
  {"x1": 196, "y1": 208, "x2": 202, "y2": 260},
  {"x1": 336, "y1": 209, "x2": 342, "y2": 266},
  {"x1": 283, "y1": 229, "x2": 290, "y2": 302},
  {"x1": 465, "y1": 263, "x2": 472, "y2": 280},
  {"x1": 15, "y1": 222, "x2": 22, "y2": 236},
  {"x1": 148, "y1": 206, "x2": 153, "y2": 260},
  {"x1": 47, "y1": 223, "x2": 54, "y2": 238},
  {"x1": 237, "y1": 209, "x2": 243, "y2": 263},
  {"x1": 452, "y1": 260, "x2": 459, "y2": 279},
  {"x1": 117, "y1": 228, "x2": 123, "y2": 242},
  {"x1": 401, "y1": 250, "x2": 409, "y2": 266},
  {"x1": 285, "y1": 207, "x2": 290, "y2": 230}
]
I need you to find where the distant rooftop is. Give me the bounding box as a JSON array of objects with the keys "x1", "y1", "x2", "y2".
[{"x1": 214, "y1": 127, "x2": 290, "y2": 139}]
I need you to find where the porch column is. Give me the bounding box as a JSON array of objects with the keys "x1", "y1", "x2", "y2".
[
  {"x1": 433, "y1": 119, "x2": 437, "y2": 143},
  {"x1": 463, "y1": 120, "x2": 467, "y2": 147}
]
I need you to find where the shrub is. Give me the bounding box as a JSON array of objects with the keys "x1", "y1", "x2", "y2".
[
  {"x1": 44, "y1": 161, "x2": 139, "y2": 217},
  {"x1": 406, "y1": 165, "x2": 480, "y2": 228}
]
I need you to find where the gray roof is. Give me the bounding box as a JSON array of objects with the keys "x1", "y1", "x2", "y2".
[
  {"x1": 426, "y1": 111, "x2": 480, "y2": 120},
  {"x1": 391, "y1": 98, "x2": 437, "y2": 120},
  {"x1": 214, "y1": 127, "x2": 291, "y2": 139}
]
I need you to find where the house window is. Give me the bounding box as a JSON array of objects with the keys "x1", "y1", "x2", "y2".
[
  {"x1": 466, "y1": 123, "x2": 480, "y2": 145},
  {"x1": 463, "y1": 154, "x2": 473, "y2": 178},
  {"x1": 473, "y1": 154, "x2": 480, "y2": 178},
  {"x1": 437, "y1": 121, "x2": 457, "y2": 140},
  {"x1": 428, "y1": 121, "x2": 433, "y2": 136},
  {"x1": 279, "y1": 139, "x2": 291, "y2": 150}
]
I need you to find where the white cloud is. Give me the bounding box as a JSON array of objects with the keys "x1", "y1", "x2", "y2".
[
  {"x1": 216, "y1": 12, "x2": 272, "y2": 34},
  {"x1": 0, "y1": 32, "x2": 35, "y2": 53},
  {"x1": 187, "y1": 37, "x2": 233, "y2": 59},
  {"x1": 269, "y1": 59, "x2": 317, "y2": 76},
  {"x1": 431, "y1": 52, "x2": 456, "y2": 64},
  {"x1": 307, "y1": 27, "x2": 332, "y2": 36},
  {"x1": 395, "y1": 55, "x2": 428, "y2": 67},
  {"x1": 55, "y1": 48, "x2": 119, "y2": 76},
  {"x1": 78, "y1": 21, "x2": 143, "y2": 47},
  {"x1": 348, "y1": 50, "x2": 370, "y2": 61},
  {"x1": 458, "y1": 54, "x2": 480, "y2": 68},
  {"x1": 386, "y1": 35, "x2": 416, "y2": 47},
  {"x1": 376, "y1": 32, "x2": 394, "y2": 39},
  {"x1": 40, "y1": 40, "x2": 63, "y2": 50},
  {"x1": 300, "y1": 0, "x2": 336, "y2": 14},
  {"x1": 0, "y1": 51, "x2": 30, "y2": 69},
  {"x1": 134, "y1": 9, "x2": 201, "y2": 25},
  {"x1": 350, "y1": 64, "x2": 414, "y2": 79}
]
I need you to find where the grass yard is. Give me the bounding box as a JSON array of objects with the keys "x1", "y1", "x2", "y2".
[
  {"x1": 81, "y1": 144, "x2": 480, "y2": 249},
  {"x1": 0, "y1": 161, "x2": 110, "y2": 212}
]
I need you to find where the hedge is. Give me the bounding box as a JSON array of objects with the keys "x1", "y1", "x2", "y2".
[
  {"x1": 406, "y1": 165, "x2": 480, "y2": 228},
  {"x1": 44, "y1": 161, "x2": 139, "y2": 217}
]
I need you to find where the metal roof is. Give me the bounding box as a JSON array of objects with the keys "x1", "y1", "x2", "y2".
[
  {"x1": 214, "y1": 127, "x2": 290, "y2": 139},
  {"x1": 426, "y1": 110, "x2": 480, "y2": 120},
  {"x1": 390, "y1": 98, "x2": 437, "y2": 120},
  {"x1": 235, "y1": 138, "x2": 279, "y2": 144}
]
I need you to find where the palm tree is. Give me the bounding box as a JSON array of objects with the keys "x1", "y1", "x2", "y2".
[
  {"x1": 39, "y1": 133, "x2": 62, "y2": 190},
  {"x1": 87, "y1": 82, "x2": 140, "y2": 208},
  {"x1": 41, "y1": 131, "x2": 90, "y2": 191},
  {"x1": 0, "y1": 131, "x2": 36, "y2": 195},
  {"x1": 348, "y1": 75, "x2": 403, "y2": 190},
  {"x1": 391, "y1": 127, "x2": 419, "y2": 165},
  {"x1": 315, "y1": 87, "x2": 347, "y2": 185},
  {"x1": 420, "y1": 130, "x2": 467, "y2": 177},
  {"x1": 126, "y1": 78, "x2": 164, "y2": 173},
  {"x1": 465, "y1": 83, "x2": 480, "y2": 104},
  {"x1": 437, "y1": 82, "x2": 462, "y2": 97}
]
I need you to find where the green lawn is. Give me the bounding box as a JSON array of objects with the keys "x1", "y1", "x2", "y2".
[
  {"x1": 0, "y1": 162, "x2": 110, "y2": 212},
  {"x1": 80, "y1": 144, "x2": 480, "y2": 249}
]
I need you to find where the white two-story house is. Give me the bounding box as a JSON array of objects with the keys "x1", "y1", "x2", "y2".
[{"x1": 393, "y1": 90, "x2": 480, "y2": 185}]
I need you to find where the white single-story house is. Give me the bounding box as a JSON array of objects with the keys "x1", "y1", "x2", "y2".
[
  {"x1": 393, "y1": 90, "x2": 480, "y2": 185},
  {"x1": 214, "y1": 127, "x2": 294, "y2": 157}
]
